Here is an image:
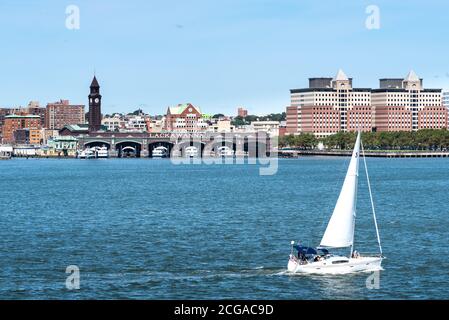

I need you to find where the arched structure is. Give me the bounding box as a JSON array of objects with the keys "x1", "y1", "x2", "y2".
[
  {"x1": 116, "y1": 141, "x2": 142, "y2": 158},
  {"x1": 148, "y1": 141, "x2": 175, "y2": 158},
  {"x1": 84, "y1": 140, "x2": 111, "y2": 149}
]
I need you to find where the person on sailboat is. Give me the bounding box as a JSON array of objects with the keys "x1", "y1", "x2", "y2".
[{"x1": 351, "y1": 250, "x2": 360, "y2": 259}]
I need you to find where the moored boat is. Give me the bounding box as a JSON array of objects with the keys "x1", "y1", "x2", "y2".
[{"x1": 152, "y1": 146, "x2": 168, "y2": 158}]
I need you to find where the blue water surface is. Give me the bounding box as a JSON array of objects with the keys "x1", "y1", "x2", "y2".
[{"x1": 0, "y1": 157, "x2": 448, "y2": 299}]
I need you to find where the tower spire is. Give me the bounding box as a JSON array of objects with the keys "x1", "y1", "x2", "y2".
[{"x1": 90, "y1": 75, "x2": 100, "y2": 88}]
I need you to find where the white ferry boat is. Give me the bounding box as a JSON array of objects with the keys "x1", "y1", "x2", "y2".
[
  {"x1": 94, "y1": 146, "x2": 109, "y2": 158},
  {"x1": 152, "y1": 146, "x2": 168, "y2": 158},
  {"x1": 78, "y1": 149, "x2": 95, "y2": 159}
]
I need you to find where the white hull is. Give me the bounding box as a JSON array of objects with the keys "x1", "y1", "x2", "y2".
[
  {"x1": 152, "y1": 153, "x2": 167, "y2": 158},
  {"x1": 96, "y1": 152, "x2": 109, "y2": 158},
  {"x1": 287, "y1": 255, "x2": 382, "y2": 275},
  {"x1": 153, "y1": 147, "x2": 168, "y2": 158},
  {"x1": 78, "y1": 152, "x2": 95, "y2": 159}
]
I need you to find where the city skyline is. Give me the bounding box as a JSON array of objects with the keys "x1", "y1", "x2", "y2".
[{"x1": 1, "y1": 0, "x2": 449, "y2": 115}]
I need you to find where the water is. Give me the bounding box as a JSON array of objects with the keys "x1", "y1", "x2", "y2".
[{"x1": 0, "y1": 157, "x2": 448, "y2": 299}]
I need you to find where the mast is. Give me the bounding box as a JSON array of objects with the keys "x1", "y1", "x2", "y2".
[
  {"x1": 361, "y1": 139, "x2": 383, "y2": 256},
  {"x1": 350, "y1": 131, "x2": 360, "y2": 258}
]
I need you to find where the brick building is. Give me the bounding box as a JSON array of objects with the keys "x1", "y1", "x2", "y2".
[
  {"x1": 372, "y1": 71, "x2": 447, "y2": 131},
  {"x1": 45, "y1": 100, "x2": 85, "y2": 130},
  {"x1": 165, "y1": 103, "x2": 208, "y2": 132},
  {"x1": 286, "y1": 70, "x2": 447, "y2": 136},
  {"x1": 287, "y1": 70, "x2": 372, "y2": 136},
  {"x1": 25, "y1": 101, "x2": 46, "y2": 127},
  {"x1": 2, "y1": 114, "x2": 41, "y2": 143}
]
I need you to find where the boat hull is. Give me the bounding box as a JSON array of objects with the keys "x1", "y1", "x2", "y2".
[{"x1": 287, "y1": 255, "x2": 383, "y2": 274}]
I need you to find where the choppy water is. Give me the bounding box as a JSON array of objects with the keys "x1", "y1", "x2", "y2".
[{"x1": 0, "y1": 157, "x2": 448, "y2": 299}]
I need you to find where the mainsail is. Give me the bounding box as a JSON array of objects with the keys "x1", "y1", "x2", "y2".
[{"x1": 320, "y1": 132, "x2": 361, "y2": 248}]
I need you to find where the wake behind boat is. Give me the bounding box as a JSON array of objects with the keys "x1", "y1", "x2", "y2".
[{"x1": 287, "y1": 132, "x2": 384, "y2": 274}]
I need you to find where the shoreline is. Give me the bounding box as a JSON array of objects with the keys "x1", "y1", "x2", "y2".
[{"x1": 279, "y1": 150, "x2": 449, "y2": 158}]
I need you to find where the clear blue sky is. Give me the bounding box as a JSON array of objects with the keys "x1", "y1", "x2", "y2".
[{"x1": 0, "y1": 0, "x2": 448, "y2": 115}]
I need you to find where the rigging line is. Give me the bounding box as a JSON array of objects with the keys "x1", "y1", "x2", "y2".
[{"x1": 361, "y1": 139, "x2": 383, "y2": 256}]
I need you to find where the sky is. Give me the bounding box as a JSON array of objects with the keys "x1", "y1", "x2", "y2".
[{"x1": 0, "y1": 0, "x2": 448, "y2": 115}]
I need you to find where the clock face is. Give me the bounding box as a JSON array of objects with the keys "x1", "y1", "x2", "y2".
[
  {"x1": 95, "y1": 98, "x2": 100, "y2": 103},
  {"x1": 90, "y1": 98, "x2": 93, "y2": 103}
]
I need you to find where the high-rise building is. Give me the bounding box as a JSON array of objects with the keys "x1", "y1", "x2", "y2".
[
  {"x1": 372, "y1": 71, "x2": 446, "y2": 131},
  {"x1": 238, "y1": 107, "x2": 248, "y2": 118},
  {"x1": 443, "y1": 92, "x2": 449, "y2": 110},
  {"x1": 45, "y1": 100, "x2": 85, "y2": 130},
  {"x1": 286, "y1": 70, "x2": 447, "y2": 135},
  {"x1": 88, "y1": 76, "x2": 102, "y2": 132},
  {"x1": 2, "y1": 114, "x2": 41, "y2": 143},
  {"x1": 287, "y1": 69, "x2": 372, "y2": 136}
]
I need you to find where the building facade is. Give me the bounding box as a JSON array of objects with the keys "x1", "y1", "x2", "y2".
[
  {"x1": 286, "y1": 70, "x2": 447, "y2": 135},
  {"x1": 207, "y1": 119, "x2": 234, "y2": 133},
  {"x1": 0, "y1": 108, "x2": 15, "y2": 142},
  {"x1": 124, "y1": 115, "x2": 148, "y2": 132},
  {"x1": 165, "y1": 103, "x2": 208, "y2": 132},
  {"x1": 250, "y1": 121, "x2": 280, "y2": 137},
  {"x1": 287, "y1": 70, "x2": 372, "y2": 136},
  {"x1": 102, "y1": 115, "x2": 125, "y2": 132},
  {"x1": 2, "y1": 114, "x2": 41, "y2": 143},
  {"x1": 46, "y1": 100, "x2": 85, "y2": 130},
  {"x1": 372, "y1": 71, "x2": 446, "y2": 131},
  {"x1": 443, "y1": 92, "x2": 449, "y2": 110},
  {"x1": 13, "y1": 128, "x2": 41, "y2": 145},
  {"x1": 25, "y1": 101, "x2": 46, "y2": 127}
]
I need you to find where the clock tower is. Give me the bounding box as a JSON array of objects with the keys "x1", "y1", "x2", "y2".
[{"x1": 88, "y1": 75, "x2": 102, "y2": 132}]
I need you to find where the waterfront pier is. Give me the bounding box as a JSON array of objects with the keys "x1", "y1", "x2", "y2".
[{"x1": 279, "y1": 150, "x2": 449, "y2": 158}]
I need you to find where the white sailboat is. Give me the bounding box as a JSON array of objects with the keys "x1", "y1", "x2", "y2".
[{"x1": 287, "y1": 131, "x2": 384, "y2": 274}]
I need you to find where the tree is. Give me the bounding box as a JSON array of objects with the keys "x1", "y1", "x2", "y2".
[
  {"x1": 129, "y1": 109, "x2": 144, "y2": 116},
  {"x1": 232, "y1": 116, "x2": 246, "y2": 126}
]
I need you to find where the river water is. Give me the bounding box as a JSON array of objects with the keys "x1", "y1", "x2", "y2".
[{"x1": 0, "y1": 157, "x2": 448, "y2": 299}]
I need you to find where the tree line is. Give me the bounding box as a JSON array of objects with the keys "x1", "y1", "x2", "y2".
[
  {"x1": 232, "y1": 113, "x2": 286, "y2": 126},
  {"x1": 279, "y1": 129, "x2": 449, "y2": 151}
]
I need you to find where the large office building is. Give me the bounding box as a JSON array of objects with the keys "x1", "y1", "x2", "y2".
[
  {"x1": 372, "y1": 71, "x2": 446, "y2": 131},
  {"x1": 45, "y1": 99, "x2": 85, "y2": 130},
  {"x1": 287, "y1": 70, "x2": 372, "y2": 136},
  {"x1": 443, "y1": 92, "x2": 449, "y2": 110},
  {"x1": 286, "y1": 70, "x2": 447, "y2": 135}
]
